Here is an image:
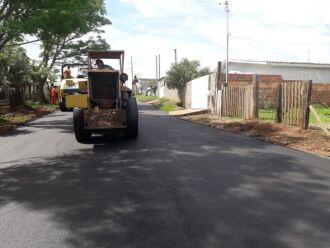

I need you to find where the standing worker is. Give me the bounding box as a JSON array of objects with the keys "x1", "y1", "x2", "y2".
[
  {"x1": 132, "y1": 75, "x2": 138, "y2": 94},
  {"x1": 50, "y1": 84, "x2": 58, "y2": 105},
  {"x1": 64, "y1": 66, "x2": 72, "y2": 78}
]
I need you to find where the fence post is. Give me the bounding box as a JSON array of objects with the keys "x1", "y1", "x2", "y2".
[
  {"x1": 275, "y1": 84, "x2": 282, "y2": 123},
  {"x1": 216, "y1": 61, "x2": 222, "y2": 90},
  {"x1": 303, "y1": 80, "x2": 313, "y2": 129},
  {"x1": 244, "y1": 85, "x2": 251, "y2": 119},
  {"x1": 252, "y1": 74, "x2": 259, "y2": 118},
  {"x1": 219, "y1": 89, "x2": 223, "y2": 117}
]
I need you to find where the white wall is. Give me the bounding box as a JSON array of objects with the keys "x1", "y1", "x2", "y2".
[
  {"x1": 191, "y1": 75, "x2": 209, "y2": 109},
  {"x1": 157, "y1": 80, "x2": 179, "y2": 102},
  {"x1": 164, "y1": 87, "x2": 180, "y2": 102}
]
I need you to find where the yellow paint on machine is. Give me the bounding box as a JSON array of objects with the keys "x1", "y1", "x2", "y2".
[
  {"x1": 66, "y1": 94, "x2": 88, "y2": 108},
  {"x1": 65, "y1": 79, "x2": 75, "y2": 86},
  {"x1": 78, "y1": 80, "x2": 88, "y2": 91}
]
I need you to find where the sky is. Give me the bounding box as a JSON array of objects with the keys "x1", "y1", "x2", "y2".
[{"x1": 25, "y1": 0, "x2": 330, "y2": 81}]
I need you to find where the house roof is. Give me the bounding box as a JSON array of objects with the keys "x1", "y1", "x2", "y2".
[
  {"x1": 138, "y1": 78, "x2": 158, "y2": 83},
  {"x1": 228, "y1": 59, "x2": 330, "y2": 68},
  {"x1": 266, "y1": 61, "x2": 330, "y2": 66}
]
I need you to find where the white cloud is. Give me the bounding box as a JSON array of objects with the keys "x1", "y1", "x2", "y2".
[
  {"x1": 25, "y1": 0, "x2": 330, "y2": 80},
  {"x1": 119, "y1": 0, "x2": 203, "y2": 17},
  {"x1": 102, "y1": 24, "x2": 221, "y2": 80},
  {"x1": 106, "y1": 0, "x2": 330, "y2": 78}
]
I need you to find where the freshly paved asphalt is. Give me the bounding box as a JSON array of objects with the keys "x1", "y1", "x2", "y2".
[{"x1": 0, "y1": 103, "x2": 330, "y2": 248}]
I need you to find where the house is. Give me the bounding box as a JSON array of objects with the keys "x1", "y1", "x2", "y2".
[
  {"x1": 136, "y1": 78, "x2": 158, "y2": 95},
  {"x1": 225, "y1": 59, "x2": 330, "y2": 83}
]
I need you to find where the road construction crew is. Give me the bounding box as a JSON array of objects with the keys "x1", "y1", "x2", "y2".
[
  {"x1": 64, "y1": 66, "x2": 72, "y2": 78},
  {"x1": 50, "y1": 84, "x2": 58, "y2": 104}
]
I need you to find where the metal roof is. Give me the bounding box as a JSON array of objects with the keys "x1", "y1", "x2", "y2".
[
  {"x1": 266, "y1": 61, "x2": 330, "y2": 66},
  {"x1": 228, "y1": 59, "x2": 330, "y2": 67},
  {"x1": 88, "y1": 50, "x2": 124, "y2": 59}
]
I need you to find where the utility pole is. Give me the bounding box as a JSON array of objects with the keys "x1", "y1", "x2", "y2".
[
  {"x1": 174, "y1": 49, "x2": 177, "y2": 64},
  {"x1": 308, "y1": 50, "x2": 311, "y2": 62},
  {"x1": 156, "y1": 55, "x2": 158, "y2": 79},
  {"x1": 158, "y1": 54, "x2": 161, "y2": 79},
  {"x1": 220, "y1": 1, "x2": 229, "y2": 86},
  {"x1": 131, "y1": 56, "x2": 133, "y2": 83}
]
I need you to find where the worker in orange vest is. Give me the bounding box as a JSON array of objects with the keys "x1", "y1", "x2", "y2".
[{"x1": 50, "y1": 84, "x2": 58, "y2": 105}]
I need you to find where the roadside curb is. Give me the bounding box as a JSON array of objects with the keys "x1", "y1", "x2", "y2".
[
  {"x1": 168, "y1": 109, "x2": 210, "y2": 117},
  {"x1": 145, "y1": 100, "x2": 159, "y2": 104}
]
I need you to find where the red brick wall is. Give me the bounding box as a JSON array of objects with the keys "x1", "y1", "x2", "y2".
[
  {"x1": 218, "y1": 73, "x2": 330, "y2": 106},
  {"x1": 312, "y1": 83, "x2": 330, "y2": 105}
]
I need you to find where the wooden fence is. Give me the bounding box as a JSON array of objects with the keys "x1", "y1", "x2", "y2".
[
  {"x1": 216, "y1": 74, "x2": 259, "y2": 119},
  {"x1": 276, "y1": 80, "x2": 312, "y2": 129},
  {"x1": 222, "y1": 85, "x2": 253, "y2": 119},
  {"x1": 0, "y1": 98, "x2": 10, "y2": 114},
  {"x1": 212, "y1": 73, "x2": 314, "y2": 130}
]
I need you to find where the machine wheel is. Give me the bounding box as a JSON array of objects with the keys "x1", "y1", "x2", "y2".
[
  {"x1": 125, "y1": 97, "x2": 138, "y2": 139},
  {"x1": 59, "y1": 100, "x2": 68, "y2": 112},
  {"x1": 73, "y1": 108, "x2": 91, "y2": 143}
]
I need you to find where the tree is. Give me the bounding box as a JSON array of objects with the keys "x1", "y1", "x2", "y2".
[
  {"x1": 59, "y1": 36, "x2": 110, "y2": 63},
  {"x1": 0, "y1": 46, "x2": 33, "y2": 105},
  {"x1": 165, "y1": 58, "x2": 210, "y2": 106},
  {"x1": 0, "y1": 0, "x2": 52, "y2": 51},
  {"x1": 1, "y1": 0, "x2": 111, "y2": 102},
  {"x1": 27, "y1": 0, "x2": 111, "y2": 102},
  {"x1": 7, "y1": 47, "x2": 33, "y2": 105},
  {"x1": 0, "y1": 0, "x2": 27, "y2": 50},
  {"x1": 0, "y1": 0, "x2": 52, "y2": 101}
]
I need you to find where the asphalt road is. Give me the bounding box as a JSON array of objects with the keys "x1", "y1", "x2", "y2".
[{"x1": 0, "y1": 103, "x2": 330, "y2": 248}]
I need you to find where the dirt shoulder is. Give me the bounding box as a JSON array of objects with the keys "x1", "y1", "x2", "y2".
[
  {"x1": 181, "y1": 113, "x2": 330, "y2": 158},
  {"x1": 0, "y1": 105, "x2": 56, "y2": 135}
]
